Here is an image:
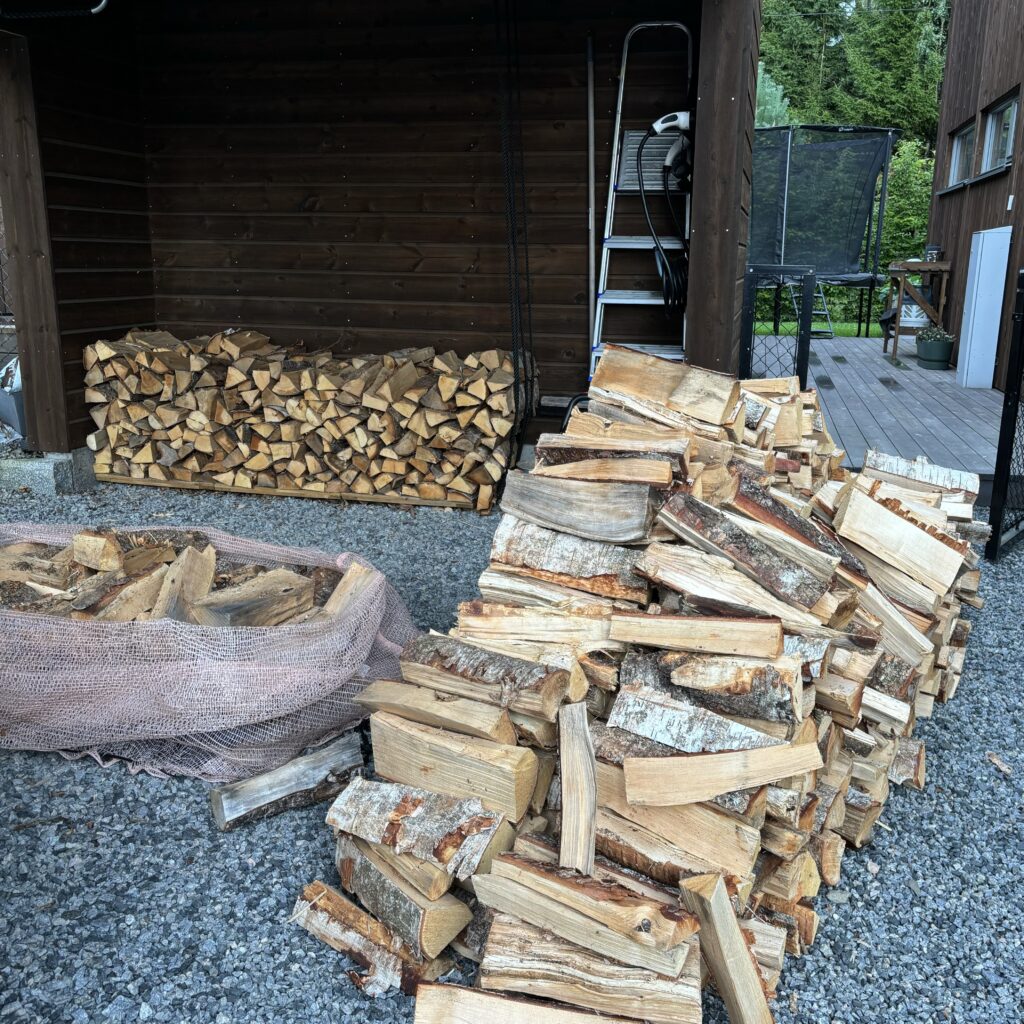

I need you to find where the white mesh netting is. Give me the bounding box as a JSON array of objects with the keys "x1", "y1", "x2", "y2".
[{"x1": 0, "y1": 523, "x2": 419, "y2": 781}]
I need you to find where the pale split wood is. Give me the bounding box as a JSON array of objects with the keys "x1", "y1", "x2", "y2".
[
  {"x1": 609, "y1": 611, "x2": 783, "y2": 658},
  {"x1": 190, "y1": 567, "x2": 314, "y2": 626},
  {"x1": 149, "y1": 544, "x2": 216, "y2": 622},
  {"x1": 456, "y1": 600, "x2": 612, "y2": 647},
  {"x1": 557, "y1": 702, "x2": 597, "y2": 874},
  {"x1": 413, "y1": 983, "x2": 638, "y2": 1024}
]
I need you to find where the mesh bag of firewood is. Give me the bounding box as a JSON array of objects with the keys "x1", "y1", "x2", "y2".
[{"x1": 0, "y1": 522, "x2": 417, "y2": 780}]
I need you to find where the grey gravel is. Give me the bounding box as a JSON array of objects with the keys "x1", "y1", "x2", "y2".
[{"x1": 1, "y1": 481, "x2": 1022, "y2": 1024}]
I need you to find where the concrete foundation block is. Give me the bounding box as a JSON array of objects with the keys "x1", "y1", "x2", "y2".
[{"x1": 0, "y1": 447, "x2": 96, "y2": 495}]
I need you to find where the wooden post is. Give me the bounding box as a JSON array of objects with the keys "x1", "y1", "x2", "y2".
[{"x1": 0, "y1": 33, "x2": 68, "y2": 453}]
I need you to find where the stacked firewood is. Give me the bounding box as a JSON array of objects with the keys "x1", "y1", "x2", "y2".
[
  {"x1": 84, "y1": 329, "x2": 522, "y2": 510},
  {"x1": 0, "y1": 527, "x2": 376, "y2": 624},
  {"x1": 292, "y1": 345, "x2": 985, "y2": 1023}
]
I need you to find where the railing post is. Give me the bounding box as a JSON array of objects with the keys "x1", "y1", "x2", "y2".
[
  {"x1": 796, "y1": 270, "x2": 816, "y2": 389},
  {"x1": 986, "y1": 268, "x2": 1024, "y2": 561}
]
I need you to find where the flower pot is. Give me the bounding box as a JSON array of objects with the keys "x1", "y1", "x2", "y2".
[{"x1": 915, "y1": 334, "x2": 954, "y2": 370}]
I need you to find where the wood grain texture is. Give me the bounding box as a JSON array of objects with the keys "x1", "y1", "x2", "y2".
[{"x1": 557, "y1": 702, "x2": 596, "y2": 873}]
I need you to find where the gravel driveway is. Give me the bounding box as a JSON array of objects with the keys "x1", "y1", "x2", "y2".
[{"x1": 1, "y1": 481, "x2": 1021, "y2": 1024}]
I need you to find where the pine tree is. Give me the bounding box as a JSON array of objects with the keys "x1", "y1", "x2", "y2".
[{"x1": 756, "y1": 61, "x2": 792, "y2": 127}]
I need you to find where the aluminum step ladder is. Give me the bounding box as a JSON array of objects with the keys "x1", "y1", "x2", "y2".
[
  {"x1": 789, "y1": 280, "x2": 834, "y2": 338},
  {"x1": 589, "y1": 22, "x2": 692, "y2": 377}
]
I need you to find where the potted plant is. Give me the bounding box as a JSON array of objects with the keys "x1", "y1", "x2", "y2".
[{"x1": 915, "y1": 325, "x2": 955, "y2": 370}]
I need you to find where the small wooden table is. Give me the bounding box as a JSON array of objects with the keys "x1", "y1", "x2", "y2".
[{"x1": 883, "y1": 260, "x2": 951, "y2": 361}]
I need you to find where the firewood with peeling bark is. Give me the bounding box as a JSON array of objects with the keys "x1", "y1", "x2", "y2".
[
  {"x1": 191, "y1": 567, "x2": 314, "y2": 626},
  {"x1": 334, "y1": 833, "x2": 472, "y2": 959},
  {"x1": 211, "y1": 730, "x2": 362, "y2": 830},
  {"x1": 480, "y1": 914, "x2": 702, "y2": 1024},
  {"x1": 325, "y1": 776, "x2": 505, "y2": 879},
  {"x1": 291, "y1": 881, "x2": 451, "y2": 996},
  {"x1": 557, "y1": 702, "x2": 596, "y2": 874}
]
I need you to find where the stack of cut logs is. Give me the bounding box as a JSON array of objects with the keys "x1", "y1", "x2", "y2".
[
  {"x1": 84, "y1": 329, "x2": 521, "y2": 511},
  {"x1": 0, "y1": 527, "x2": 377, "y2": 624},
  {"x1": 291, "y1": 345, "x2": 986, "y2": 1023}
]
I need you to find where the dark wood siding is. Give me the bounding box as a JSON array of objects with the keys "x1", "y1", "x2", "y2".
[{"x1": 928, "y1": 0, "x2": 1024, "y2": 388}]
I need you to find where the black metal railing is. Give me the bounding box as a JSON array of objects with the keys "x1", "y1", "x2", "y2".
[
  {"x1": 986, "y1": 268, "x2": 1024, "y2": 561},
  {"x1": 739, "y1": 265, "x2": 816, "y2": 388}
]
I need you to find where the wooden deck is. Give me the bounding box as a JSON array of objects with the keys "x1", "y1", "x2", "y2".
[{"x1": 807, "y1": 336, "x2": 1003, "y2": 478}]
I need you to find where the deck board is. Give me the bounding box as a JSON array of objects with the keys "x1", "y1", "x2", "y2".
[{"x1": 807, "y1": 336, "x2": 1003, "y2": 477}]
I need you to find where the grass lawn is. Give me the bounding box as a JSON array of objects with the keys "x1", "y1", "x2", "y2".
[{"x1": 755, "y1": 320, "x2": 884, "y2": 338}]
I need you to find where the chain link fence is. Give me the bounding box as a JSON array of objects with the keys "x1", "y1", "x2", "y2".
[{"x1": 739, "y1": 265, "x2": 816, "y2": 388}]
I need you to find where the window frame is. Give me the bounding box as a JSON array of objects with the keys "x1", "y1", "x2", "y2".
[
  {"x1": 948, "y1": 121, "x2": 977, "y2": 186},
  {"x1": 981, "y1": 96, "x2": 1019, "y2": 173}
]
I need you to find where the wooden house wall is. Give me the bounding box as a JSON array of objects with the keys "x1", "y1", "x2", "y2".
[{"x1": 928, "y1": 0, "x2": 1024, "y2": 388}]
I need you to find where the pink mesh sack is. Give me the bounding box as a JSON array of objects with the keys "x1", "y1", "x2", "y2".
[{"x1": 0, "y1": 522, "x2": 419, "y2": 780}]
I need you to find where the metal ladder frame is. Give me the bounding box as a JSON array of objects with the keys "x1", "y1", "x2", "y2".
[
  {"x1": 788, "y1": 280, "x2": 834, "y2": 339},
  {"x1": 589, "y1": 21, "x2": 693, "y2": 377}
]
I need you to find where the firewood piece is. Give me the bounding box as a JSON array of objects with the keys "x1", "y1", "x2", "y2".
[
  {"x1": 191, "y1": 567, "x2": 314, "y2": 626},
  {"x1": 413, "y1": 984, "x2": 636, "y2": 1024},
  {"x1": 623, "y1": 741, "x2": 822, "y2": 807},
  {"x1": 678, "y1": 873, "x2": 774, "y2": 1024},
  {"x1": 325, "y1": 776, "x2": 505, "y2": 879},
  {"x1": 832, "y1": 486, "x2": 965, "y2": 596},
  {"x1": 535, "y1": 433, "x2": 689, "y2": 473},
  {"x1": 888, "y1": 736, "x2": 926, "y2": 789},
  {"x1": 92, "y1": 565, "x2": 168, "y2": 621},
  {"x1": 210, "y1": 731, "x2": 362, "y2": 830},
  {"x1": 501, "y1": 471, "x2": 657, "y2": 544},
  {"x1": 609, "y1": 612, "x2": 783, "y2": 657},
  {"x1": 457, "y1": 600, "x2": 611, "y2": 646},
  {"x1": 480, "y1": 914, "x2": 702, "y2": 1024},
  {"x1": 659, "y1": 492, "x2": 830, "y2": 609},
  {"x1": 861, "y1": 449, "x2": 980, "y2": 500},
  {"x1": 533, "y1": 457, "x2": 673, "y2": 488},
  {"x1": 490, "y1": 515, "x2": 647, "y2": 602},
  {"x1": 608, "y1": 685, "x2": 783, "y2": 754},
  {"x1": 323, "y1": 561, "x2": 378, "y2": 615},
  {"x1": 808, "y1": 830, "x2": 846, "y2": 886},
  {"x1": 335, "y1": 833, "x2": 472, "y2": 959},
  {"x1": 666, "y1": 362, "x2": 742, "y2": 425},
  {"x1": 370, "y1": 712, "x2": 539, "y2": 820},
  {"x1": 478, "y1": 566, "x2": 618, "y2": 612},
  {"x1": 399, "y1": 634, "x2": 571, "y2": 721},
  {"x1": 355, "y1": 679, "x2": 517, "y2": 743},
  {"x1": 72, "y1": 529, "x2": 124, "y2": 571},
  {"x1": 291, "y1": 881, "x2": 451, "y2": 997},
  {"x1": 558, "y1": 702, "x2": 597, "y2": 873},
  {"x1": 150, "y1": 544, "x2": 216, "y2": 622}
]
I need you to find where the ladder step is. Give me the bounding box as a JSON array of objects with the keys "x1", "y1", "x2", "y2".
[
  {"x1": 592, "y1": 342, "x2": 685, "y2": 362},
  {"x1": 598, "y1": 289, "x2": 666, "y2": 305},
  {"x1": 604, "y1": 235, "x2": 685, "y2": 250}
]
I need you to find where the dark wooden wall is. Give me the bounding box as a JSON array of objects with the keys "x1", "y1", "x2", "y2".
[{"x1": 929, "y1": 0, "x2": 1024, "y2": 388}]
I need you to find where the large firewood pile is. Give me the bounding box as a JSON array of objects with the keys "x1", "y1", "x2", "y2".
[
  {"x1": 281, "y1": 345, "x2": 985, "y2": 1022},
  {"x1": 84, "y1": 329, "x2": 522, "y2": 511}
]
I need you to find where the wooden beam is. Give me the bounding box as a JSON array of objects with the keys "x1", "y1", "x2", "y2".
[{"x1": 0, "y1": 33, "x2": 67, "y2": 452}]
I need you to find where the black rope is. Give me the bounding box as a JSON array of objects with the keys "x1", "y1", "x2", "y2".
[{"x1": 494, "y1": 0, "x2": 535, "y2": 478}]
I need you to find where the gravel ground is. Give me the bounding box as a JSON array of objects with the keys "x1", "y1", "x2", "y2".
[{"x1": 1, "y1": 481, "x2": 1022, "y2": 1024}]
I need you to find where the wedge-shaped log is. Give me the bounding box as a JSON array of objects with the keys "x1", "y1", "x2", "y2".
[
  {"x1": 72, "y1": 529, "x2": 124, "y2": 571},
  {"x1": 609, "y1": 611, "x2": 783, "y2": 657},
  {"x1": 480, "y1": 914, "x2": 702, "y2": 1024},
  {"x1": 456, "y1": 600, "x2": 611, "y2": 646},
  {"x1": 399, "y1": 634, "x2": 571, "y2": 721},
  {"x1": 414, "y1": 984, "x2": 636, "y2": 1024},
  {"x1": 533, "y1": 457, "x2": 673, "y2": 488},
  {"x1": 370, "y1": 712, "x2": 539, "y2": 820},
  {"x1": 665, "y1": 653, "x2": 804, "y2": 723},
  {"x1": 679, "y1": 873, "x2": 774, "y2": 1024},
  {"x1": 326, "y1": 776, "x2": 505, "y2": 879},
  {"x1": 501, "y1": 470, "x2": 657, "y2": 544},
  {"x1": 608, "y1": 685, "x2": 783, "y2": 754},
  {"x1": 355, "y1": 679, "x2": 517, "y2": 744},
  {"x1": 92, "y1": 564, "x2": 168, "y2": 621},
  {"x1": 659, "y1": 492, "x2": 829, "y2": 609},
  {"x1": 888, "y1": 736, "x2": 926, "y2": 789},
  {"x1": 623, "y1": 742, "x2": 823, "y2": 807},
  {"x1": 191, "y1": 567, "x2": 314, "y2": 626},
  {"x1": 323, "y1": 561, "x2": 378, "y2": 615},
  {"x1": 211, "y1": 730, "x2": 362, "y2": 830},
  {"x1": 490, "y1": 515, "x2": 647, "y2": 602},
  {"x1": 291, "y1": 881, "x2": 451, "y2": 996},
  {"x1": 150, "y1": 544, "x2": 216, "y2": 622},
  {"x1": 557, "y1": 702, "x2": 597, "y2": 874},
  {"x1": 833, "y1": 486, "x2": 965, "y2": 596},
  {"x1": 335, "y1": 833, "x2": 472, "y2": 959}
]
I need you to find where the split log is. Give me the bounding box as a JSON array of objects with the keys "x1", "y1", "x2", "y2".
[
  {"x1": 609, "y1": 611, "x2": 783, "y2": 658},
  {"x1": 210, "y1": 730, "x2": 362, "y2": 830},
  {"x1": 679, "y1": 873, "x2": 774, "y2": 1024},
  {"x1": 557, "y1": 702, "x2": 597, "y2": 874},
  {"x1": 149, "y1": 544, "x2": 216, "y2": 621},
  {"x1": 888, "y1": 736, "x2": 926, "y2": 789},
  {"x1": 480, "y1": 914, "x2": 702, "y2": 1024},
  {"x1": 291, "y1": 881, "x2": 451, "y2": 996},
  {"x1": 325, "y1": 776, "x2": 505, "y2": 879},
  {"x1": 456, "y1": 600, "x2": 611, "y2": 646},
  {"x1": 399, "y1": 634, "x2": 571, "y2": 721},
  {"x1": 334, "y1": 833, "x2": 472, "y2": 959},
  {"x1": 191, "y1": 567, "x2": 314, "y2": 626},
  {"x1": 413, "y1": 984, "x2": 636, "y2": 1024},
  {"x1": 370, "y1": 712, "x2": 539, "y2": 820}
]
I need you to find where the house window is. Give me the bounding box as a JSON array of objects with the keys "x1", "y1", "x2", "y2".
[
  {"x1": 982, "y1": 97, "x2": 1018, "y2": 172},
  {"x1": 949, "y1": 122, "x2": 976, "y2": 185}
]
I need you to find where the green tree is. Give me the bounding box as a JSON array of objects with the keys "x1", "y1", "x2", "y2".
[
  {"x1": 878, "y1": 140, "x2": 935, "y2": 267},
  {"x1": 756, "y1": 61, "x2": 792, "y2": 127}
]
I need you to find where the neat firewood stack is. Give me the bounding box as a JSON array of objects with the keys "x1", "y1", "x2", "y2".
[
  {"x1": 84, "y1": 329, "x2": 522, "y2": 511},
  {"x1": 293, "y1": 345, "x2": 986, "y2": 1023},
  {"x1": 0, "y1": 527, "x2": 376, "y2": 624}
]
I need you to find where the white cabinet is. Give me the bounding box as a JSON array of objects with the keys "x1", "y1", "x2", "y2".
[{"x1": 957, "y1": 225, "x2": 1012, "y2": 388}]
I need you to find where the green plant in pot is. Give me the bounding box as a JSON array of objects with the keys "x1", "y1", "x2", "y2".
[{"x1": 915, "y1": 325, "x2": 955, "y2": 370}]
